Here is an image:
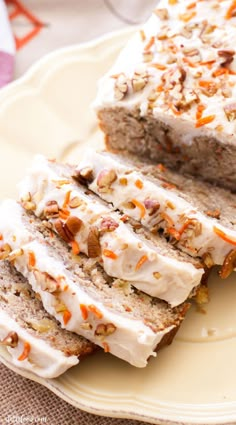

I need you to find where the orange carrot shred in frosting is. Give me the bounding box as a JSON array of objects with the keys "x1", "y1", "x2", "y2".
[
  {"x1": 0, "y1": 233, "x2": 3, "y2": 240},
  {"x1": 187, "y1": 2, "x2": 196, "y2": 9},
  {"x1": 132, "y1": 199, "x2": 146, "y2": 218},
  {"x1": 135, "y1": 179, "x2": 143, "y2": 189},
  {"x1": 88, "y1": 304, "x2": 103, "y2": 319},
  {"x1": 59, "y1": 208, "x2": 70, "y2": 220},
  {"x1": 18, "y1": 342, "x2": 31, "y2": 361},
  {"x1": 144, "y1": 36, "x2": 155, "y2": 51},
  {"x1": 28, "y1": 251, "x2": 36, "y2": 267},
  {"x1": 135, "y1": 255, "x2": 148, "y2": 271},
  {"x1": 161, "y1": 212, "x2": 174, "y2": 228},
  {"x1": 196, "y1": 104, "x2": 206, "y2": 120},
  {"x1": 80, "y1": 304, "x2": 88, "y2": 320},
  {"x1": 103, "y1": 342, "x2": 110, "y2": 353},
  {"x1": 212, "y1": 68, "x2": 229, "y2": 77},
  {"x1": 195, "y1": 115, "x2": 215, "y2": 128},
  {"x1": 71, "y1": 240, "x2": 80, "y2": 255},
  {"x1": 140, "y1": 29, "x2": 146, "y2": 41},
  {"x1": 150, "y1": 63, "x2": 167, "y2": 71},
  {"x1": 63, "y1": 190, "x2": 71, "y2": 209},
  {"x1": 103, "y1": 249, "x2": 118, "y2": 260},
  {"x1": 213, "y1": 226, "x2": 236, "y2": 245},
  {"x1": 225, "y1": 1, "x2": 236, "y2": 19},
  {"x1": 63, "y1": 310, "x2": 72, "y2": 325}
]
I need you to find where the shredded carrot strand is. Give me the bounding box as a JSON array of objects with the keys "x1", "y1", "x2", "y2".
[
  {"x1": 135, "y1": 255, "x2": 148, "y2": 271},
  {"x1": 135, "y1": 179, "x2": 143, "y2": 189},
  {"x1": 161, "y1": 212, "x2": 174, "y2": 228},
  {"x1": 88, "y1": 305, "x2": 103, "y2": 319},
  {"x1": 103, "y1": 342, "x2": 110, "y2": 353},
  {"x1": 179, "y1": 11, "x2": 196, "y2": 22},
  {"x1": 140, "y1": 29, "x2": 146, "y2": 41},
  {"x1": 0, "y1": 233, "x2": 2, "y2": 240},
  {"x1": 63, "y1": 310, "x2": 72, "y2": 325},
  {"x1": 212, "y1": 68, "x2": 229, "y2": 77},
  {"x1": 63, "y1": 190, "x2": 71, "y2": 209},
  {"x1": 150, "y1": 63, "x2": 167, "y2": 71},
  {"x1": 213, "y1": 226, "x2": 236, "y2": 246},
  {"x1": 144, "y1": 36, "x2": 155, "y2": 51},
  {"x1": 196, "y1": 104, "x2": 206, "y2": 120},
  {"x1": 195, "y1": 115, "x2": 215, "y2": 128},
  {"x1": 28, "y1": 251, "x2": 36, "y2": 267},
  {"x1": 71, "y1": 240, "x2": 80, "y2": 255},
  {"x1": 18, "y1": 342, "x2": 31, "y2": 361},
  {"x1": 187, "y1": 2, "x2": 196, "y2": 9},
  {"x1": 131, "y1": 199, "x2": 146, "y2": 218},
  {"x1": 157, "y1": 163, "x2": 166, "y2": 172},
  {"x1": 225, "y1": 1, "x2": 236, "y2": 19},
  {"x1": 80, "y1": 304, "x2": 88, "y2": 320},
  {"x1": 120, "y1": 214, "x2": 129, "y2": 223},
  {"x1": 59, "y1": 209, "x2": 70, "y2": 220},
  {"x1": 103, "y1": 249, "x2": 118, "y2": 260},
  {"x1": 182, "y1": 57, "x2": 197, "y2": 68}
]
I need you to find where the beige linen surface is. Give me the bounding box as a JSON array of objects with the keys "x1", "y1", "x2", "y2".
[{"x1": 0, "y1": 1, "x2": 159, "y2": 424}]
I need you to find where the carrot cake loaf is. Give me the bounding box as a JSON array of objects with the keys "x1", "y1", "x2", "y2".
[
  {"x1": 0, "y1": 261, "x2": 95, "y2": 378},
  {"x1": 0, "y1": 200, "x2": 189, "y2": 367},
  {"x1": 76, "y1": 149, "x2": 236, "y2": 278},
  {"x1": 17, "y1": 155, "x2": 204, "y2": 306},
  {"x1": 94, "y1": 0, "x2": 236, "y2": 191}
]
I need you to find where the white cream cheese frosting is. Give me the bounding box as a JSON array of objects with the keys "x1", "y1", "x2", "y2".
[
  {"x1": 94, "y1": 0, "x2": 236, "y2": 144},
  {"x1": 0, "y1": 200, "x2": 176, "y2": 368},
  {"x1": 17, "y1": 155, "x2": 203, "y2": 306},
  {"x1": 0, "y1": 310, "x2": 79, "y2": 378},
  {"x1": 77, "y1": 150, "x2": 236, "y2": 267}
]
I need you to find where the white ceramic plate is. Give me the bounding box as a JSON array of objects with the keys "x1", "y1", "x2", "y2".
[{"x1": 1, "y1": 27, "x2": 236, "y2": 425}]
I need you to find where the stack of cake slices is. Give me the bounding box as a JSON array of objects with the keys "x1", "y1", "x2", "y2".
[{"x1": 1, "y1": 0, "x2": 236, "y2": 379}]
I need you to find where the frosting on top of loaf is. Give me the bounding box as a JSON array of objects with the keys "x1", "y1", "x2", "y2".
[{"x1": 95, "y1": 0, "x2": 236, "y2": 139}]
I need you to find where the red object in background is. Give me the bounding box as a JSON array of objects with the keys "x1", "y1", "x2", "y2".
[{"x1": 6, "y1": 0, "x2": 43, "y2": 49}]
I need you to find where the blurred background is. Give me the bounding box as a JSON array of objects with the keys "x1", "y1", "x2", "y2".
[{"x1": 2, "y1": 0, "x2": 157, "y2": 80}]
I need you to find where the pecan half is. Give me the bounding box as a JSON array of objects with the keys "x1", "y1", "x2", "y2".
[
  {"x1": 65, "y1": 216, "x2": 83, "y2": 236},
  {"x1": 219, "y1": 249, "x2": 236, "y2": 279},
  {"x1": 54, "y1": 219, "x2": 73, "y2": 242},
  {"x1": 87, "y1": 227, "x2": 101, "y2": 258}
]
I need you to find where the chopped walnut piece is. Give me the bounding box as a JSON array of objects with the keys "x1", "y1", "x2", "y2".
[
  {"x1": 205, "y1": 209, "x2": 221, "y2": 219},
  {"x1": 97, "y1": 169, "x2": 117, "y2": 193},
  {"x1": 87, "y1": 227, "x2": 101, "y2": 258},
  {"x1": 219, "y1": 249, "x2": 236, "y2": 279},
  {"x1": 224, "y1": 103, "x2": 236, "y2": 121},
  {"x1": 0, "y1": 331, "x2": 18, "y2": 348},
  {"x1": 44, "y1": 200, "x2": 59, "y2": 218},
  {"x1": 183, "y1": 47, "x2": 201, "y2": 63},
  {"x1": 74, "y1": 167, "x2": 94, "y2": 185},
  {"x1": 132, "y1": 71, "x2": 149, "y2": 92},
  {"x1": 199, "y1": 21, "x2": 216, "y2": 43},
  {"x1": 153, "y1": 271, "x2": 161, "y2": 279},
  {"x1": 114, "y1": 74, "x2": 129, "y2": 100},
  {"x1": 202, "y1": 252, "x2": 214, "y2": 269},
  {"x1": 195, "y1": 285, "x2": 209, "y2": 305},
  {"x1": 0, "y1": 243, "x2": 12, "y2": 260},
  {"x1": 144, "y1": 199, "x2": 160, "y2": 216},
  {"x1": 34, "y1": 270, "x2": 61, "y2": 293},
  {"x1": 143, "y1": 51, "x2": 154, "y2": 62},
  {"x1": 218, "y1": 49, "x2": 235, "y2": 67},
  {"x1": 100, "y1": 217, "x2": 119, "y2": 233},
  {"x1": 8, "y1": 248, "x2": 24, "y2": 262},
  {"x1": 154, "y1": 8, "x2": 169, "y2": 20},
  {"x1": 199, "y1": 80, "x2": 218, "y2": 97},
  {"x1": 21, "y1": 201, "x2": 36, "y2": 211},
  {"x1": 95, "y1": 323, "x2": 116, "y2": 337},
  {"x1": 69, "y1": 196, "x2": 82, "y2": 209}
]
